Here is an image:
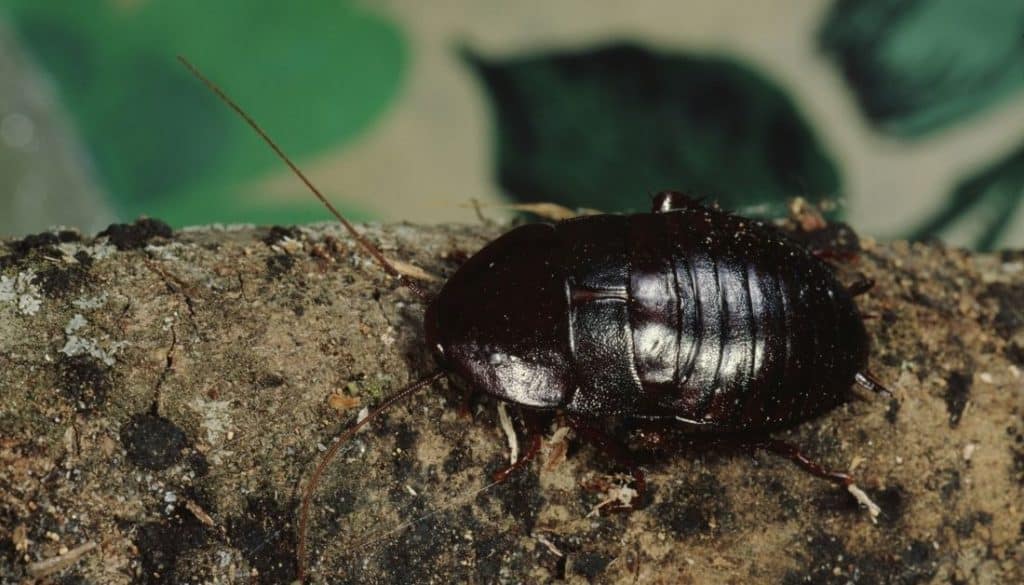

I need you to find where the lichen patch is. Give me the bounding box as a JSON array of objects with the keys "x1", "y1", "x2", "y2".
[
  {"x1": 59, "y1": 313, "x2": 129, "y2": 366},
  {"x1": 0, "y1": 270, "x2": 43, "y2": 315}
]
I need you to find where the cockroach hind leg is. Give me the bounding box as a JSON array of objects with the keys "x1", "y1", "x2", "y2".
[
  {"x1": 755, "y1": 438, "x2": 852, "y2": 487},
  {"x1": 754, "y1": 438, "x2": 881, "y2": 520},
  {"x1": 455, "y1": 385, "x2": 474, "y2": 419},
  {"x1": 756, "y1": 438, "x2": 883, "y2": 521}
]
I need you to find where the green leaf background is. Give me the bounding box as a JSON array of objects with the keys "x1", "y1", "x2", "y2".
[
  {"x1": 1, "y1": 0, "x2": 1022, "y2": 249},
  {"x1": 3, "y1": 0, "x2": 406, "y2": 226}
]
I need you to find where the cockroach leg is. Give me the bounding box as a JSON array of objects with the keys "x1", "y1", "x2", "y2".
[
  {"x1": 456, "y1": 385, "x2": 474, "y2": 419},
  {"x1": 469, "y1": 198, "x2": 490, "y2": 225},
  {"x1": 753, "y1": 438, "x2": 882, "y2": 520},
  {"x1": 652, "y1": 190, "x2": 704, "y2": 213},
  {"x1": 855, "y1": 370, "x2": 892, "y2": 397},
  {"x1": 492, "y1": 433, "x2": 542, "y2": 483},
  {"x1": 569, "y1": 417, "x2": 647, "y2": 511},
  {"x1": 493, "y1": 202, "x2": 583, "y2": 221},
  {"x1": 847, "y1": 276, "x2": 876, "y2": 297},
  {"x1": 811, "y1": 248, "x2": 860, "y2": 263},
  {"x1": 443, "y1": 248, "x2": 472, "y2": 268},
  {"x1": 492, "y1": 411, "x2": 546, "y2": 482},
  {"x1": 295, "y1": 371, "x2": 446, "y2": 583},
  {"x1": 754, "y1": 438, "x2": 852, "y2": 487}
]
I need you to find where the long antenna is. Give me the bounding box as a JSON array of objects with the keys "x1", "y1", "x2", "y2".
[
  {"x1": 296, "y1": 370, "x2": 445, "y2": 582},
  {"x1": 177, "y1": 56, "x2": 431, "y2": 301}
]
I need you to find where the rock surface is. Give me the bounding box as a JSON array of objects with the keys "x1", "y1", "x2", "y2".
[{"x1": 1, "y1": 218, "x2": 1022, "y2": 584}]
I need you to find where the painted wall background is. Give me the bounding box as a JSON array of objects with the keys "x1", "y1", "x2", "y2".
[{"x1": 1, "y1": 0, "x2": 1022, "y2": 250}]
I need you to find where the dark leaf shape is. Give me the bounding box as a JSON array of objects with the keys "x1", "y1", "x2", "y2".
[
  {"x1": 820, "y1": 0, "x2": 1024, "y2": 138},
  {"x1": 911, "y1": 141, "x2": 1024, "y2": 251},
  {"x1": 465, "y1": 44, "x2": 840, "y2": 215}
]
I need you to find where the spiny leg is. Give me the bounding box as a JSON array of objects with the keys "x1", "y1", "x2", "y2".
[
  {"x1": 751, "y1": 437, "x2": 882, "y2": 521},
  {"x1": 492, "y1": 410, "x2": 544, "y2": 482},
  {"x1": 624, "y1": 428, "x2": 851, "y2": 488},
  {"x1": 753, "y1": 438, "x2": 852, "y2": 486},
  {"x1": 622, "y1": 421, "x2": 856, "y2": 489}
]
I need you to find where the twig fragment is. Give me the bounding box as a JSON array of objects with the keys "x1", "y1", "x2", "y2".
[
  {"x1": 497, "y1": 402, "x2": 518, "y2": 464},
  {"x1": 26, "y1": 540, "x2": 97, "y2": 578},
  {"x1": 847, "y1": 483, "x2": 881, "y2": 523}
]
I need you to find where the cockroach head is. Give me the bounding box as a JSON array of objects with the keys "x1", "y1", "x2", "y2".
[{"x1": 423, "y1": 224, "x2": 572, "y2": 409}]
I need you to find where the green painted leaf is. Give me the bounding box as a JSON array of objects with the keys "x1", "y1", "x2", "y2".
[
  {"x1": 820, "y1": 0, "x2": 1024, "y2": 138},
  {"x1": 4, "y1": 0, "x2": 407, "y2": 226},
  {"x1": 466, "y1": 44, "x2": 840, "y2": 216},
  {"x1": 911, "y1": 142, "x2": 1024, "y2": 251}
]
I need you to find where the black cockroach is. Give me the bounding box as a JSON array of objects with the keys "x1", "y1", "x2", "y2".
[{"x1": 179, "y1": 57, "x2": 889, "y2": 582}]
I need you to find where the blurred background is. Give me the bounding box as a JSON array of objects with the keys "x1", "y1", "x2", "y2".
[{"x1": 0, "y1": 0, "x2": 1022, "y2": 249}]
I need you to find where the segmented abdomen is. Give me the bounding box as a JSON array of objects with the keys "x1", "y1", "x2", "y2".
[
  {"x1": 627, "y1": 210, "x2": 867, "y2": 430},
  {"x1": 558, "y1": 208, "x2": 867, "y2": 429}
]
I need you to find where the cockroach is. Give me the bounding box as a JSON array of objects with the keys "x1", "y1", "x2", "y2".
[{"x1": 179, "y1": 57, "x2": 889, "y2": 582}]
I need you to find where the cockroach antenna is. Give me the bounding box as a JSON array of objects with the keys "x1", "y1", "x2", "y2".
[
  {"x1": 176, "y1": 55, "x2": 431, "y2": 302},
  {"x1": 295, "y1": 370, "x2": 445, "y2": 581},
  {"x1": 178, "y1": 56, "x2": 446, "y2": 582}
]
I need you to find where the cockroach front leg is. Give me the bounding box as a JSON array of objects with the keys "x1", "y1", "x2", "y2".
[
  {"x1": 492, "y1": 411, "x2": 544, "y2": 482},
  {"x1": 492, "y1": 435, "x2": 542, "y2": 483}
]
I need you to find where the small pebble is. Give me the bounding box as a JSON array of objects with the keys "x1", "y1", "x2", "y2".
[{"x1": 963, "y1": 443, "x2": 977, "y2": 461}]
